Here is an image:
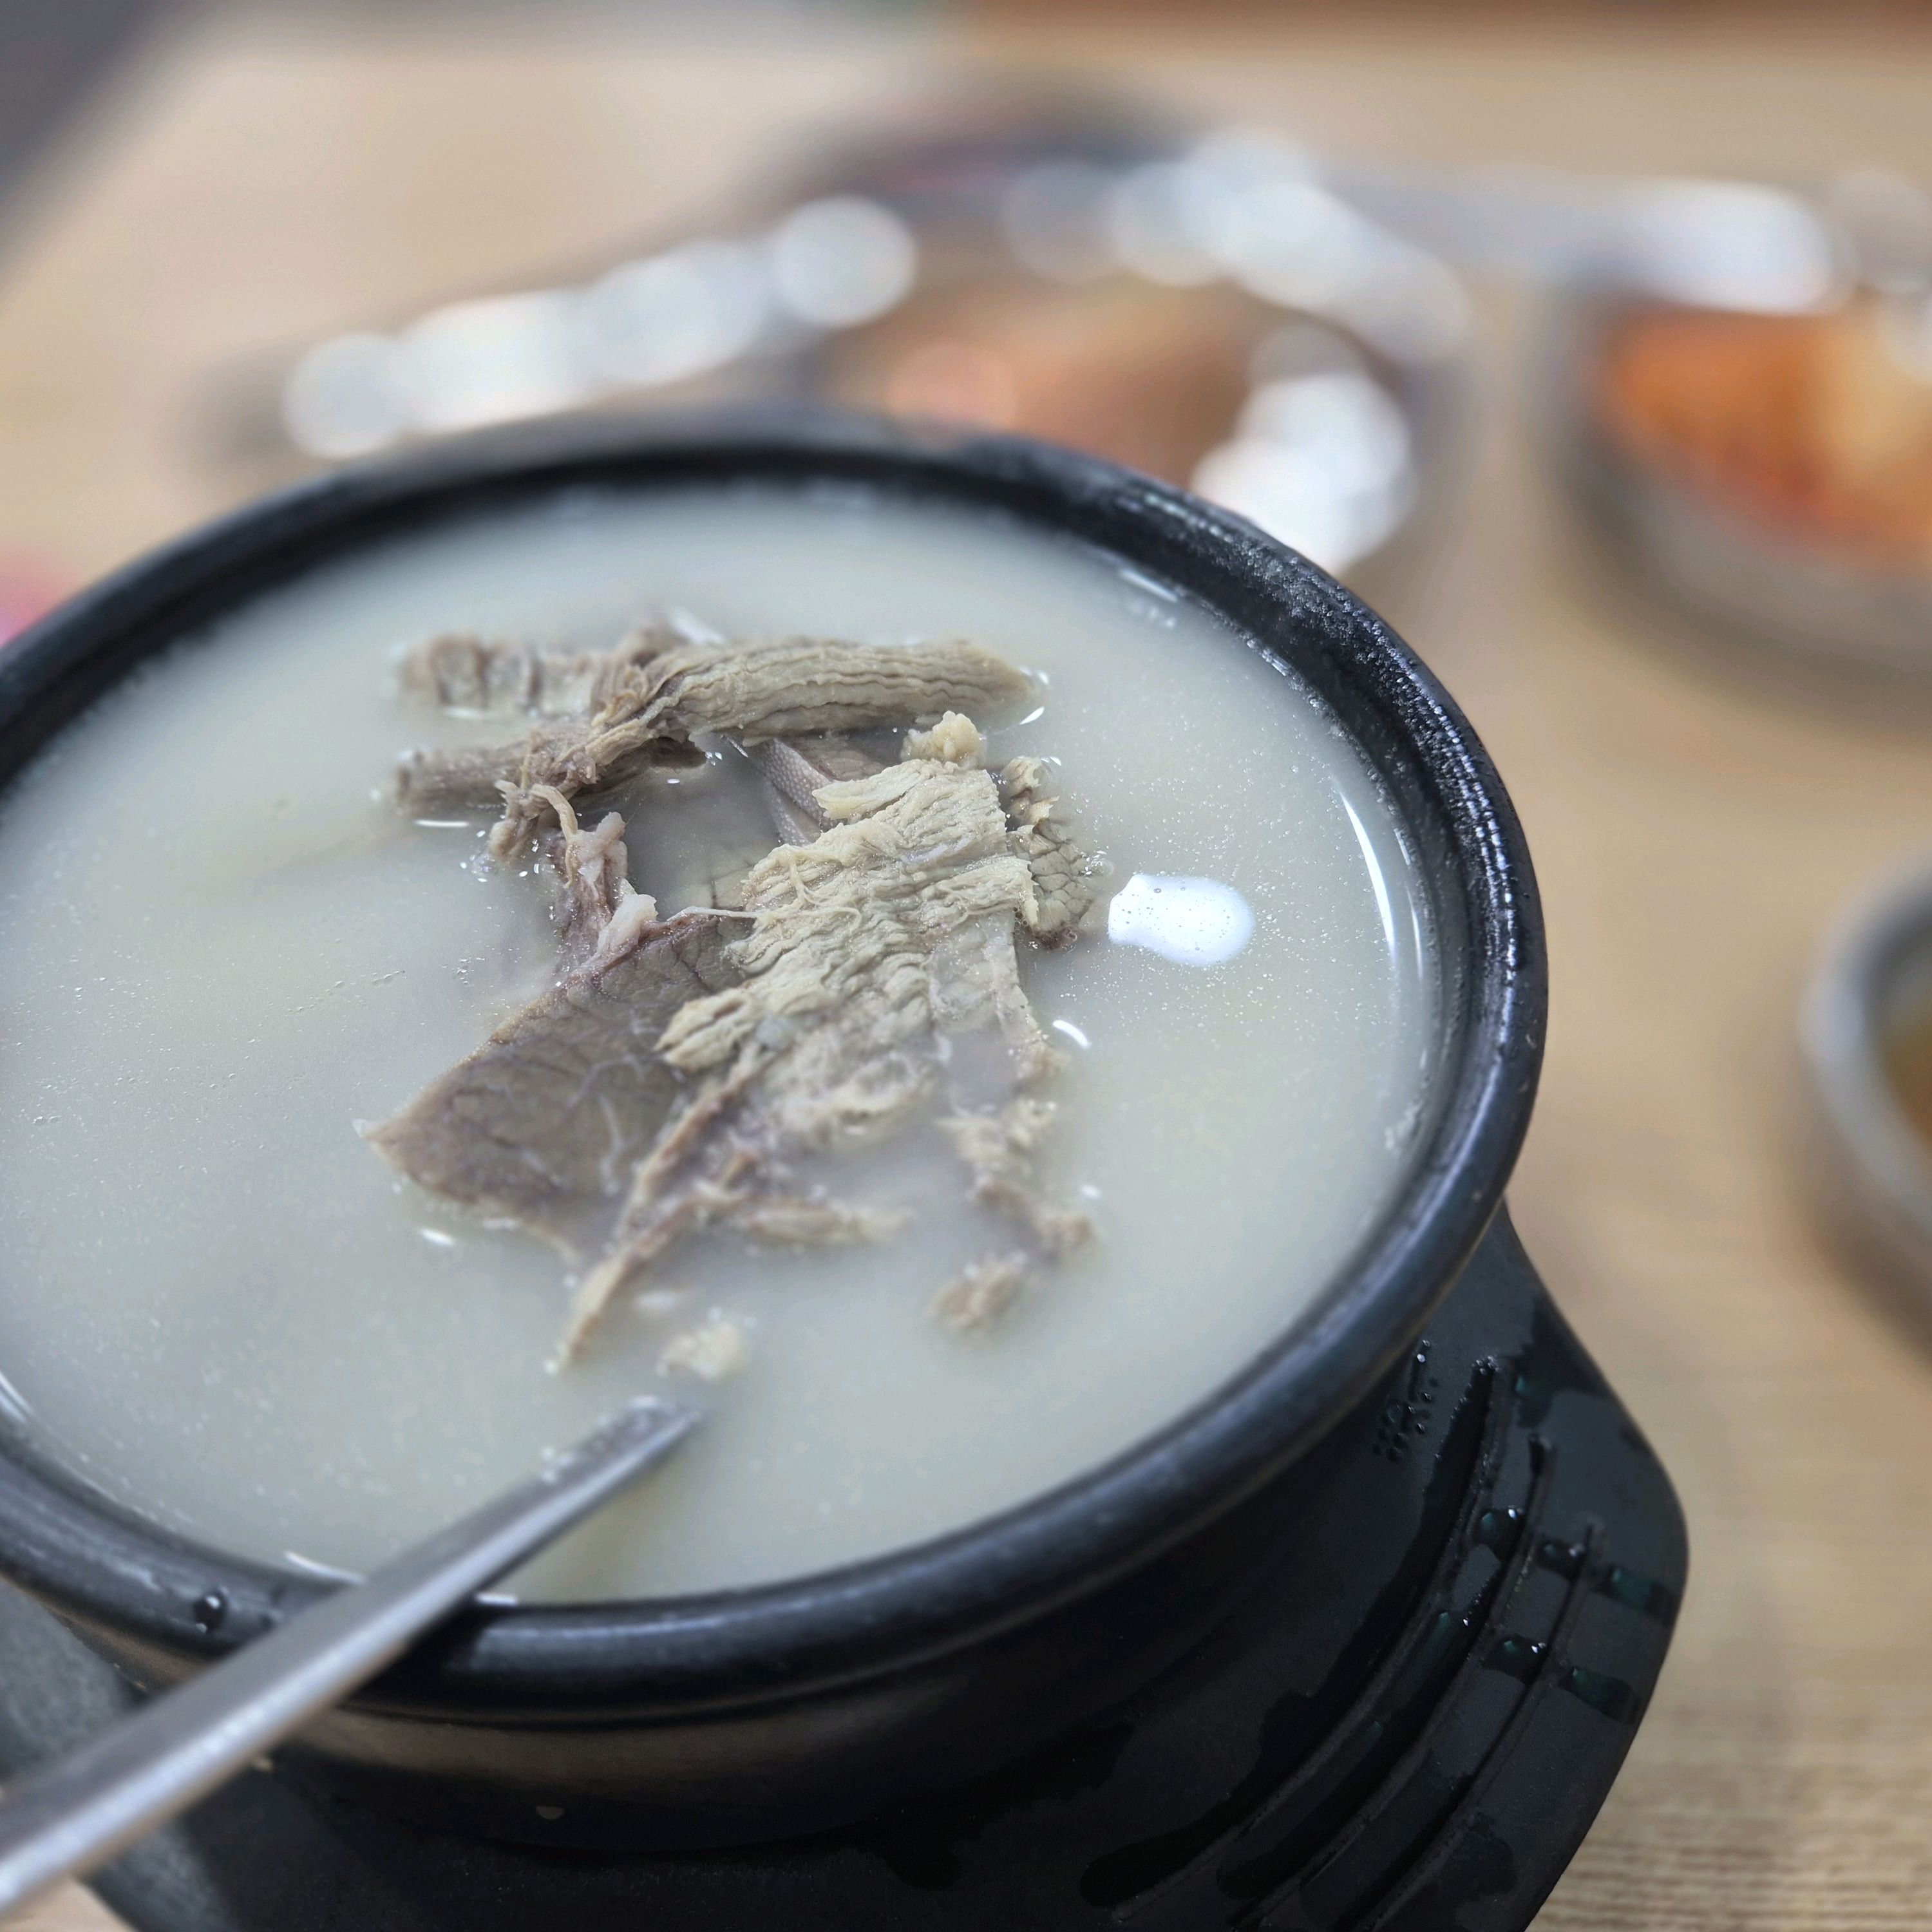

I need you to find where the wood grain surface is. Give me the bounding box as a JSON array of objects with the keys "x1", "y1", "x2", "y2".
[{"x1": 5, "y1": 10, "x2": 1932, "y2": 1927}]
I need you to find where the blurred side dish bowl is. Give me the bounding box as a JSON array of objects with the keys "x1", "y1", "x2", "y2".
[
  {"x1": 1805, "y1": 859, "x2": 1932, "y2": 1298},
  {"x1": 1550, "y1": 288, "x2": 1932, "y2": 679}
]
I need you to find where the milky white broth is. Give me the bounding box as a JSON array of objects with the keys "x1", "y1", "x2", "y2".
[{"x1": 0, "y1": 484, "x2": 1435, "y2": 1600}]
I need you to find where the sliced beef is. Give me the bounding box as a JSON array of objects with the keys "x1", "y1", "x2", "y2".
[{"x1": 364, "y1": 897, "x2": 743, "y2": 1248}]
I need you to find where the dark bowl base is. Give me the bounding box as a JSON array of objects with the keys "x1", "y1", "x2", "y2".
[{"x1": 0, "y1": 1211, "x2": 1682, "y2": 1932}]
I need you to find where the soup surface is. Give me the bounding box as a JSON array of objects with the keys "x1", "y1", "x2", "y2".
[{"x1": 0, "y1": 483, "x2": 1435, "y2": 1598}]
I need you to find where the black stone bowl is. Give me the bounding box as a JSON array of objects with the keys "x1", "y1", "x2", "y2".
[{"x1": 0, "y1": 410, "x2": 1550, "y2": 1855}]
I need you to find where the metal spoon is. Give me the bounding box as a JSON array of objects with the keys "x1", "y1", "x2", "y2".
[{"x1": 0, "y1": 1396, "x2": 694, "y2": 1920}]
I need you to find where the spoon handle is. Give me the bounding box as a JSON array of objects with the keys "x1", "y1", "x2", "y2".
[{"x1": 0, "y1": 1397, "x2": 694, "y2": 1918}]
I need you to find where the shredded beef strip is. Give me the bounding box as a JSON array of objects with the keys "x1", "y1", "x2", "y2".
[
  {"x1": 935, "y1": 1097, "x2": 1092, "y2": 1258},
  {"x1": 931, "y1": 1252, "x2": 1032, "y2": 1334},
  {"x1": 401, "y1": 627, "x2": 674, "y2": 720},
  {"x1": 395, "y1": 633, "x2": 1032, "y2": 860},
  {"x1": 999, "y1": 755, "x2": 1104, "y2": 949},
  {"x1": 535, "y1": 787, "x2": 641, "y2": 971}
]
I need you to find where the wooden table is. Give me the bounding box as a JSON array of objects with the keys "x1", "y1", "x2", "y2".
[{"x1": 6, "y1": 10, "x2": 1932, "y2": 1926}]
